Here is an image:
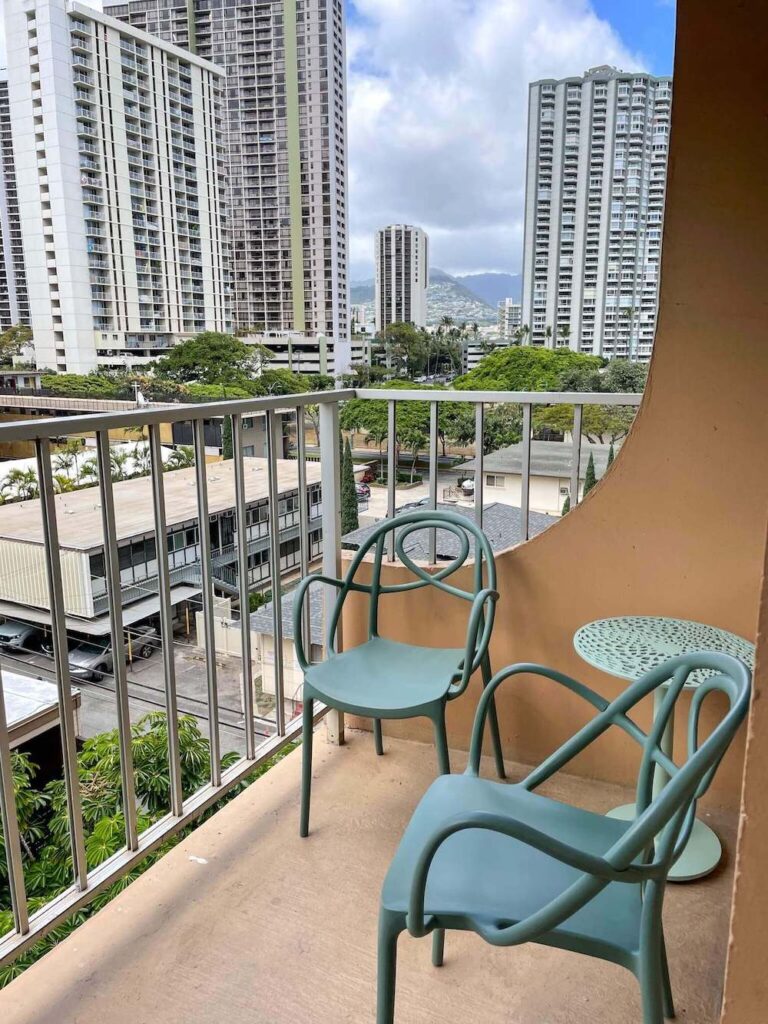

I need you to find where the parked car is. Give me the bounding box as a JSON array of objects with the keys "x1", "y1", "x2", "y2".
[
  {"x1": 63, "y1": 624, "x2": 159, "y2": 681},
  {"x1": 355, "y1": 482, "x2": 371, "y2": 499},
  {"x1": 0, "y1": 619, "x2": 45, "y2": 653}
]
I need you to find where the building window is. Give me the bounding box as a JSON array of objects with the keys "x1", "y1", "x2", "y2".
[{"x1": 486, "y1": 474, "x2": 505, "y2": 488}]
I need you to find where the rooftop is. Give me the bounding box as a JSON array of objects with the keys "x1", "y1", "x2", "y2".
[
  {"x1": 2, "y1": 669, "x2": 80, "y2": 746},
  {"x1": 342, "y1": 502, "x2": 558, "y2": 559},
  {"x1": 0, "y1": 735, "x2": 734, "y2": 1024},
  {"x1": 460, "y1": 441, "x2": 613, "y2": 480},
  {"x1": 250, "y1": 587, "x2": 324, "y2": 645},
  {"x1": 0, "y1": 458, "x2": 322, "y2": 552}
]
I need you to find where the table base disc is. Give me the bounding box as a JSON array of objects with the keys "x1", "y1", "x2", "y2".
[{"x1": 606, "y1": 804, "x2": 722, "y2": 882}]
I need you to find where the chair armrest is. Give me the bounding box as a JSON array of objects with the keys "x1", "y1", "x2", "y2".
[
  {"x1": 466, "y1": 663, "x2": 612, "y2": 779},
  {"x1": 406, "y1": 809, "x2": 638, "y2": 945},
  {"x1": 291, "y1": 573, "x2": 345, "y2": 672},
  {"x1": 450, "y1": 588, "x2": 499, "y2": 697}
]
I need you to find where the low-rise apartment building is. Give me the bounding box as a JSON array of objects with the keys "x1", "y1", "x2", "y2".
[{"x1": 0, "y1": 456, "x2": 322, "y2": 634}]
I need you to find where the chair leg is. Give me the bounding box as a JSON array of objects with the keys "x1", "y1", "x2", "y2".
[
  {"x1": 433, "y1": 708, "x2": 451, "y2": 775},
  {"x1": 300, "y1": 696, "x2": 314, "y2": 838},
  {"x1": 432, "y1": 928, "x2": 445, "y2": 967},
  {"x1": 377, "y1": 911, "x2": 404, "y2": 1024},
  {"x1": 483, "y1": 655, "x2": 506, "y2": 780},
  {"x1": 374, "y1": 718, "x2": 384, "y2": 756},
  {"x1": 660, "y1": 933, "x2": 676, "y2": 1019},
  {"x1": 638, "y1": 890, "x2": 665, "y2": 1024}
]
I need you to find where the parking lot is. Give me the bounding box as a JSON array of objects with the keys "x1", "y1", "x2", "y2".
[{"x1": 1, "y1": 626, "x2": 275, "y2": 759}]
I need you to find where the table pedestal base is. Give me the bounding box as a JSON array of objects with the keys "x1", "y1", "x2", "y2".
[{"x1": 606, "y1": 804, "x2": 722, "y2": 882}]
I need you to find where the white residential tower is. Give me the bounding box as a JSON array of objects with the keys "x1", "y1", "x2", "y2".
[
  {"x1": 375, "y1": 224, "x2": 429, "y2": 333},
  {"x1": 4, "y1": 0, "x2": 230, "y2": 372},
  {"x1": 521, "y1": 66, "x2": 671, "y2": 360}
]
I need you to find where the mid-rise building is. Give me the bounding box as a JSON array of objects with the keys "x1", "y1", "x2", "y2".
[
  {"x1": 107, "y1": 0, "x2": 351, "y2": 375},
  {"x1": 4, "y1": 0, "x2": 230, "y2": 372},
  {"x1": 0, "y1": 71, "x2": 30, "y2": 333},
  {"x1": 497, "y1": 298, "x2": 522, "y2": 340},
  {"x1": 521, "y1": 66, "x2": 672, "y2": 360},
  {"x1": 375, "y1": 224, "x2": 429, "y2": 332}
]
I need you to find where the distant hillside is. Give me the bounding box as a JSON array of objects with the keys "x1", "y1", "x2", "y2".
[
  {"x1": 455, "y1": 272, "x2": 522, "y2": 306},
  {"x1": 349, "y1": 269, "x2": 497, "y2": 326}
]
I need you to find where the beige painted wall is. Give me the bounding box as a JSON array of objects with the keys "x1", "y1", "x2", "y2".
[
  {"x1": 0, "y1": 539, "x2": 91, "y2": 616},
  {"x1": 342, "y1": 0, "x2": 768, "y2": 814},
  {"x1": 483, "y1": 471, "x2": 577, "y2": 517}
]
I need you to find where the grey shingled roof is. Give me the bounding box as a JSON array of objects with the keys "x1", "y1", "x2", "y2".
[
  {"x1": 460, "y1": 440, "x2": 613, "y2": 479},
  {"x1": 341, "y1": 502, "x2": 557, "y2": 561},
  {"x1": 249, "y1": 587, "x2": 324, "y2": 644}
]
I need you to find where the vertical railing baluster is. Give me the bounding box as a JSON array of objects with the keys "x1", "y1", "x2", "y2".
[
  {"x1": 428, "y1": 401, "x2": 439, "y2": 564},
  {"x1": 148, "y1": 425, "x2": 184, "y2": 816},
  {"x1": 35, "y1": 438, "x2": 88, "y2": 888},
  {"x1": 0, "y1": 665, "x2": 29, "y2": 935},
  {"x1": 95, "y1": 430, "x2": 138, "y2": 850},
  {"x1": 387, "y1": 400, "x2": 397, "y2": 561},
  {"x1": 296, "y1": 405, "x2": 312, "y2": 671},
  {"x1": 474, "y1": 403, "x2": 484, "y2": 530},
  {"x1": 266, "y1": 409, "x2": 286, "y2": 736},
  {"x1": 231, "y1": 412, "x2": 256, "y2": 759},
  {"x1": 318, "y1": 400, "x2": 344, "y2": 742},
  {"x1": 192, "y1": 419, "x2": 221, "y2": 786},
  {"x1": 520, "y1": 403, "x2": 532, "y2": 542},
  {"x1": 570, "y1": 404, "x2": 584, "y2": 507}
]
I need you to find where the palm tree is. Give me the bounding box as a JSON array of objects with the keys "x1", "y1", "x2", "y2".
[
  {"x1": 109, "y1": 449, "x2": 131, "y2": 482},
  {"x1": 53, "y1": 473, "x2": 75, "y2": 494},
  {"x1": 557, "y1": 324, "x2": 572, "y2": 347},
  {"x1": 54, "y1": 438, "x2": 84, "y2": 485},
  {"x1": 131, "y1": 441, "x2": 151, "y2": 477},
  {"x1": 164, "y1": 446, "x2": 195, "y2": 471},
  {"x1": 79, "y1": 457, "x2": 99, "y2": 486},
  {"x1": 544, "y1": 325, "x2": 554, "y2": 347},
  {"x1": 3, "y1": 467, "x2": 39, "y2": 501}
]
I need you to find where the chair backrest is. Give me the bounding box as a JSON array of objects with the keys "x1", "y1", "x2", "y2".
[
  {"x1": 328, "y1": 508, "x2": 497, "y2": 652},
  {"x1": 602, "y1": 652, "x2": 751, "y2": 873}
]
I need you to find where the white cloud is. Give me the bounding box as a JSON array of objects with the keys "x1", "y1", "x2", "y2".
[{"x1": 347, "y1": 0, "x2": 644, "y2": 278}]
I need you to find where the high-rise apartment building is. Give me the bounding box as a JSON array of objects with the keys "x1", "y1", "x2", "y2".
[
  {"x1": 0, "y1": 72, "x2": 30, "y2": 334},
  {"x1": 374, "y1": 224, "x2": 428, "y2": 333},
  {"x1": 521, "y1": 66, "x2": 671, "y2": 360},
  {"x1": 5, "y1": 0, "x2": 230, "y2": 373},
  {"x1": 497, "y1": 298, "x2": 522, "y2": 341},
  {"x1": 107, "y1": 0, "x2": 351, "y2": 375}
]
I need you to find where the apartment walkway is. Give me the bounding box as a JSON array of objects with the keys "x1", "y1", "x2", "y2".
[{"x1": 0, "y1": 732, "x2": 736, "y2": 1024}]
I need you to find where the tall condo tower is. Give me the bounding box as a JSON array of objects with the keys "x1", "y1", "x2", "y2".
[
  {"x1": 521, "y1": 66, "x2": 672, "y2": 360},
  {"x1": 4, "y1": 0, "x2": 230, "y2": 373},
  {"x1": 107, "y1": 0, "x2": 351, "y2": 374},
  {"x1": 0, "y1": 71, "x2": 30, "y2": 333},
  {"x1": 374, "y1": 224, "x2": 429, "y2": 332}
]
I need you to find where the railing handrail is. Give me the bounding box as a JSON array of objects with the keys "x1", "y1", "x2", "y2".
[
  {"x1": 0, "y1": 388, "x2": 640, "y2": 444},
  {"x1": 0, "y1": 389, "x2": 356, "y2": 442}
]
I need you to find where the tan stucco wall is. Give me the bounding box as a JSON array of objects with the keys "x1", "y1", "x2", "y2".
[{"x1": 343, "y1": 0, "x2": 768, "y2": 812}]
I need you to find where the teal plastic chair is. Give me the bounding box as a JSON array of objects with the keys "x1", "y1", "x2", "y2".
[
  {"x1": 293, "y1": 508, "x2": 506, "y2": 838},
  {"x1": 377, "y1": 652, "x2": 751, "y2": 1023}
]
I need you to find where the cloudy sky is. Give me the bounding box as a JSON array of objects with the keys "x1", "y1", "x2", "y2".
[{"x1": 0, "y1": 0, "x2": 675, "y2": 280}]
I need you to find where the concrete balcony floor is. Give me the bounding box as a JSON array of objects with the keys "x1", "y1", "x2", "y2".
[{"x1": 1, "y1": 731, "x2": 737, "y2": 1024}]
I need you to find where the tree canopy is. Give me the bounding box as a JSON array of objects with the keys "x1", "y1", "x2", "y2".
[
  {"x1": 453, "y1": 346, "x2": 604, "y2": 392},
  {"x1": 151, "y1": 332, "x2": 271, "y2": 389}
]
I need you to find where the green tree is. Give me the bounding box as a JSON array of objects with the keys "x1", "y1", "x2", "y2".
[
  {"x1": 454, "y1": 346, "x2": 603, "y2": 393},
  {"x1": 561, "y1": 494, "x2": 571, "y2": 515},
  {"x1": 165, "y1": 446, "x2": 195, "y2": 471},
  {"x1": 341, "y1": 437, "x2": 359, "y2": 535},
  {"x1": 222, "y1": 416, "x2": 233, "y2": 460},
  {"x1": 607, "y1": 441, "x2": 615, "y2": 466},
  {"x1": 2, "y1": 467, "x2": 39, "y2": 501},
  {"x1": 0, "y1": 324, "x2": 32, "y2": 365},
  {"x1": 152, "y1": 332, "x2": 271, "y2": 389},
  {"x1": 41, "y1": 372, "x2": 123, "y2": 399},
  {"x1": 532, "y1": 403, "x2": 635, "y2": 444},
  {"x1": 583, "y1": 451, "x2": 597, "y2": 496}
]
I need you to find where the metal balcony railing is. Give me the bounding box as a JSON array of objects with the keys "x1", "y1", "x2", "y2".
[{"x1": 0, "y1": 386, "x2": 641, "y2": 969}]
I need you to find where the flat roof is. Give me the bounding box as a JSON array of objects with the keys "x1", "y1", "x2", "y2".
[
  {"x1": 3, "y1": 669, "x2": 80, "y2": 747},
  {"x1": 460, "y1": 441, "x2": 613, "y2": 480},
  {"x1": 0, "y1": 458, "x2": 322, "y2": 552}
]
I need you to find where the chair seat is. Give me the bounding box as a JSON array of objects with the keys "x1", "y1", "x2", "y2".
[
  {"x1": 304, "y1": 637, "x2": 464, "y2": 718},
  {"x1": 382, "y1": 774, "x2": 643, "y2": 964}
]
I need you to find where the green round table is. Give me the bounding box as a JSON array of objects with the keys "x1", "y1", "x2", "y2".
[{"x1": 573, "y1": 616, "x2": 755, "y2": 882}]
